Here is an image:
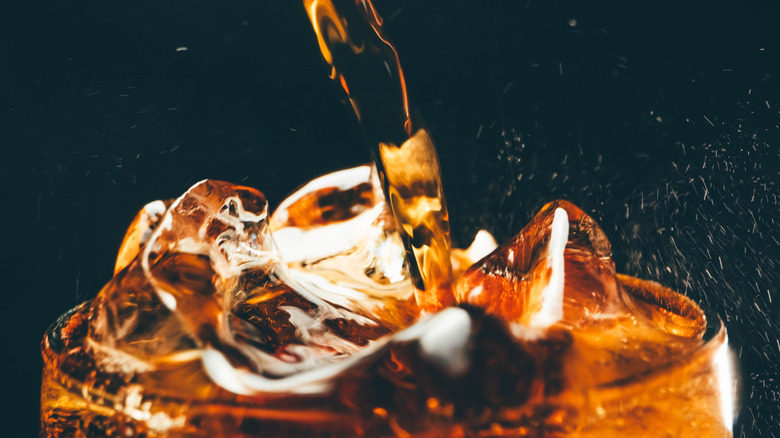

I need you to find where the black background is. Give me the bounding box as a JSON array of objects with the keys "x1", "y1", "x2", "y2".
[{"x1": 2, "y1": 0, "x2": 778, "y2": 435}]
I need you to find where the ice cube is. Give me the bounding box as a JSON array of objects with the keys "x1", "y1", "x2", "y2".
[
  {"x1": 456, "y1": 200, "x2": 707, "y2": 387},
  {"x1": 270, "y1": 164, "x2": 418, "y2": 330},
  {"x1": 89, "y1": 180, "x2": 275, "y2": 377},
  {"x1": 455, "y1": 200, "x2": 619, "y2": 328}
]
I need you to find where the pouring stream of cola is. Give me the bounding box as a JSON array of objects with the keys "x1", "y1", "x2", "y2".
[{"x1": 304, "y1": 0, "x2": 455, "y2": 313}]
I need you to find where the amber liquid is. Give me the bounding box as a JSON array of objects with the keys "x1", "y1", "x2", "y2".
[
  {"x1": 39, "y1": 179, "x2": 733, "y2": 437},
  {"x1": 41, "y1": 1, "x2": 734, "y2": 436},
  {"x1": 41, "y1": 257, "x2": 732, "y2": 437}
]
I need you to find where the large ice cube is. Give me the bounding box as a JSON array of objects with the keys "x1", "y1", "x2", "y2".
[
  {"x1": 456, "y1": 200, "x2": 707, "y2": 386},
  {"x1": 88, "y1": 181, "x2": 276, "y2": 377},
  {"x1": 456, "y1": 200, "x2": 619, "y2": 327},
  {"x1": 269, "y1": 165, "x2": 418, "y2": 330}
]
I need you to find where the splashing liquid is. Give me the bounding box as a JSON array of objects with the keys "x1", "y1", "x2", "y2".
[
  {"x1": 40, "y1": 2, "x2": 736, "y2": 437},
  {"x1": 304, "y1": 0, "x2": 454, "y2": 313}
]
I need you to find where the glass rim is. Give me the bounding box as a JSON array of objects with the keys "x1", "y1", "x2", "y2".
[{"x1": 594, "y1": 273, "x2": 729, "y2": 391}]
